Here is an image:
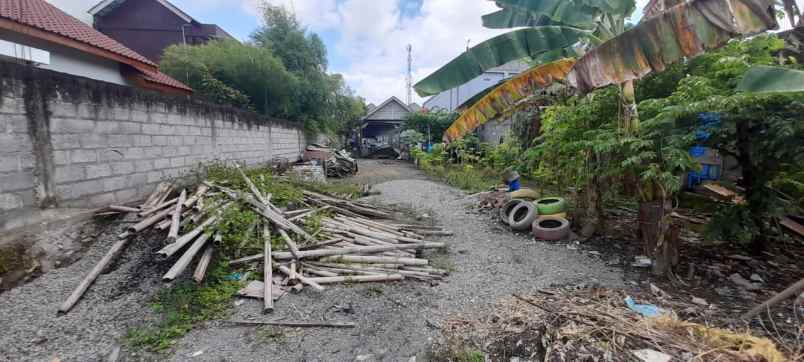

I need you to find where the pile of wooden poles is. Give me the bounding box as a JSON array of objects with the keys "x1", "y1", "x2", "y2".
[{"x1": 58, "y1": 166, "x2": 452, "y2": 316}]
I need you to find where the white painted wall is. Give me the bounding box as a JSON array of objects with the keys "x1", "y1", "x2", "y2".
[{"x1": 0, "y1": 30, "x2": 130, "y2": 86}]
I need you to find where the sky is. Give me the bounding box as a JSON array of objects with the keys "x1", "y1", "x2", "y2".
[{"x1": 45, "y1": 0, "x2": 801, "y2": 105}]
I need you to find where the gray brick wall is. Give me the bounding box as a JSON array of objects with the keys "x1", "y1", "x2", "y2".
[{"x1": 0, "y1": 73, "x2": 306, "y2": 214}]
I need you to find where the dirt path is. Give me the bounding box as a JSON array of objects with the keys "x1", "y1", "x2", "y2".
[
  {"x1": 167, "y1": 160, "x2": 623, "y2": 361},
  {"x1": 0, "y1": 160, "x2": 623, "y2": 362}
]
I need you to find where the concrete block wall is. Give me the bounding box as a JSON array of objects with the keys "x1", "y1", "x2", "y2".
[{"x1": 0, "y1": 62, "x2": 306, "y2": 215}]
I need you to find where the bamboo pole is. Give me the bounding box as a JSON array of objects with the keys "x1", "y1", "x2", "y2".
[
  {"x1": 183, "y1": 184, "x2": 209, "y2": 208},
  {"x1": 163, "y1": 232, "x2": 212, "y2": 281},
  {"x1": 157, "y1": 216, "x2": 218, "y2": 258},
  {"x1": 278, "y1": 229, "x2": 301, "y2": 260},
  {"x1": 305, "y1": 274, "x2": 404, "y2": 284},
  {"x1": 129, "y1": 206, "x2": 174, "y2": 233},
  {"x1": 225, "y1": 320, "x2": 355, "y2": 328},
  {"x1": 138, "y1": 197, "x2": 178, "y2": 217},
  {"x1": 277, "y1": 265, "x2": 324, "y2": 291},
  {"x1": 167, "y1": 189, "x2": 187, "y2": 242},
  {"x1": 319, "y1": 255, "x2": 428, "y2": 266},
  {"x1": 193, "y1": 246, "x2": 214, "y2": 283},
  {"x1": 58, "y1": 238, "x2": 130, "y2": 313},
  {"x1": 272, "y1": 242, "x2": 444, "y2": 260},
  {"x1": 263, "y1": 224, "x2": 273, "y2": 313},
  {"x1": 108, "y1": 205, "x2": 140, "y2": 213}
]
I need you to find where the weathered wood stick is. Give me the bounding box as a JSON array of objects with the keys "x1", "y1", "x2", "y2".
[
  {"x1": 167, "y1": 189, "x2": 187, "y2": 242},
  {"x1": 118, "y1": 231, "x2": 131, "y2": 239},
  {"x1": 58, "y1": 238, "x2": 130, "y2": 313},
  {"x1": 183, "y1": 184, "x2": 209, "y2": 208},
  {"x1": 157, "y1": 216, "x2": 218, "y2": 258},
  {"x1": 304, "y1": 268, "x2": 340, "y2": 277},
  {"x1": 742, "y1": 278, "x2": 804, "y2": 320},
  {"x1": 277, "y1": 265, "x2": 324, "y2": 291},
  {"x1": 278, "y1": 229, "x2": 301, "y2": 260},
  {"x1": 129, "y1": 207, "x2": 174, "y2": 233},
  {"x1": 299, "y1": 237, "x2": 345, "y2": 251},
  {"x1": 163, "y1": 232, "x2": 212, "y2": 281},
  {"x1": 305, "y1": 274, "x2": 405, "y2": 284},
  {"x1": 225, "y1": 320, "x2": 355, "y2": 328},
  {"x1": 288, "y1": 206, "x2": 332, "y2": 222},
  {"x1": 95, "y1": 211, "x2": 122, "y2": 217},
  {"x1": 155, "y1": 184, "x2": 174, "y2": 207},
  {"x1": 193, "y1": 246, "x2": 214, "y2": 283},
  {"x1": 284, "y1": 208, "x2": 312, "y2": 217},
  {"x1": 157, "y1": 209, "x2": 192, "y2": 230},
  {"x1": 272, "y1": 242, "x2": 445, "y2": 260},
  {"x1": 337, "y1": 216, "x2": 406, "y2": 237},
  {"x1": 263, "y1": 224, "x2": 273, "y2": 313},
  {"x1": 108, "y1": 205, "x2": 140, "y2": 213},
  {"x1": 412, "y1": 230, "x2": 454, "y2": 236},
  {"x1": 309, "y1": 262, "x2": 401, "y2": 270},
  {"x1": 229, "y1": 253, "x2": 263, "y2": 266},
  {"x1": 142, "y1": 182, "x2": 170, "y2": 209},
  {"x1": 311, "y1": 266, "x2": 383, "y2": 276},
  {"x1": 306, "y1": 197, "x2": 362, "y2": 218},
  {"x1": 319, "y1": 255, "x2": 428, "y2": 266},
  {"x1": 402, "y1": 266, "x2": 450, "y2": 276},
  {"x1": 138, "y1": 197, "x2": 178, "y2": 217},
  {"x1": 237, "y1": 164, "x2": 268, "y2": 204}
]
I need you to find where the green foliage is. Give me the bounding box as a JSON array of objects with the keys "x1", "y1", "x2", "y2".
[
  {"x1": 405, "y1": 110, "x2": 456, "y2": 143},
  {"x1": 160, "y1": 40, "x2": 294, "y2": 115},
  {"x1": 400, "y1": 129, "x2": 425, "y2": 146},
  {"x1": 637, "y1": 35, "x2": 804, "y2": 244},
  {"x1": 160, "y1": 7, "x2": 366, "y2": 135},
  {"x1": 125, "y1": 261, "x2": 239, "y2": 352},
  {"x1": 216, "y1": 205, "x2": 261, "y2": 256}
]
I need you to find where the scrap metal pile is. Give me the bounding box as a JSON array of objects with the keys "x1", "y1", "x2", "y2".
[
  {"x1": 58, "y1": 165, "x2": 451, "y2": 315},
  {"x1": 303, "y1": 145, "x2": 358, "y2": 178}
]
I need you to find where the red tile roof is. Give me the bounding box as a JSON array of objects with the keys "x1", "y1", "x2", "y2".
[
  {"x1": 0, "y1": 0, "x2": 191, "y2": 93},
  {"x1": 140, "y1": 68, "x2": 194, "y2": 92}
]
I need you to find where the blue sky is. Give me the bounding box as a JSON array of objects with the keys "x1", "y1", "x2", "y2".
[{"x1": 44, "y1": 0, "x2": 799, "y2": 104}]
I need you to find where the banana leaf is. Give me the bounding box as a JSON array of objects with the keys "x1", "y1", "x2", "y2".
[
  {"x1": 482, "y1": 8, "x2": 561, "y2": 29},
  {"x1": 495, "y1": 0, "x2": 636, "y2": 19},
  {"x1": 737, "y1": 65, "x2": 804, "y2": 93},
  {"x1": 442, "y1": 58, "x2": 576, "y2": 142},
  {"x1": 483, "y1": 2, "x2": 598, "y2": 29},
  {"x1": 414, "y1": 27, "x2": 587, "y2": 97},
  {"x1": 568, "y1": 0, "x2": 778, "y2": 93}
]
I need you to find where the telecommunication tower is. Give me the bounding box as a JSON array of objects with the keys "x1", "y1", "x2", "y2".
[{"x1": 406, "y1": 44, "x2": 413, "y2": 105}]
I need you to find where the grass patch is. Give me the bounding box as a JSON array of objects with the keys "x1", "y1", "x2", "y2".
[
  {"x1": 125, "y1": 262, "x2": 240, "y2": 352},
  {"x1": 429, "y1": 254, "x2": 457, "y2": 273},
  {"x1": 420, "y1": 164, "x2": 499, "y2": 193},
  {"x1": 454, "y1": 349, "x2": 485, "y2": 362}
]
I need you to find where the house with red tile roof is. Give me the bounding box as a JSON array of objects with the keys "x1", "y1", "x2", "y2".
[
  {"x1": 0, "y1": 0, "x2": 192, "y2": 95},
  {"x1": 89, "y1": 0, "x2": 235, "y2": 63}
]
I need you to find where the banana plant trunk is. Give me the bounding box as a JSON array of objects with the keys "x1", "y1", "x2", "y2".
[
  {"x1": 620, "y1": 81, "x2": 639, "y2": 133},
  {"x1": 580, "y1": 174, "x2": 603, "y2": 239},
  {"x1": 638, "y1": 197, "x2": 679, "y2": 275}
]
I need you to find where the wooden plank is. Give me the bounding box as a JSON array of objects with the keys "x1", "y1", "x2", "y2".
[
  {"x1": 163, "y1": 232, "x2": 212, "y2": 281},
  {"x1": 193, "y1": 246, "x2": 214, "y2": 283},
  {"x1": 781, "y1": 216, "x2": 804, "y2": 237}
]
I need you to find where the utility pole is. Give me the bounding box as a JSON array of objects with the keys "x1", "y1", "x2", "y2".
[{"x1": 406, "y1": 44, "x2": 413, "y2": 106}]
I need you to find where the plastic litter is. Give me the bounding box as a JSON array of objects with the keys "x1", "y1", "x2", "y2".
[{"x1": 625, "y1": 296, "x2": 665, "y2": 318}]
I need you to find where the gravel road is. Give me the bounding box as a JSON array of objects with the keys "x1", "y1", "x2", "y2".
[
  {"x1": 168, "y1": 161, "x2": 623, "y2": 361},
  {"x1": 0, "y1": 160, "x2": 623, "y2": 361}
]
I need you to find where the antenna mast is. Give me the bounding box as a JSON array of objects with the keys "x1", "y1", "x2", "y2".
[{"x1": 406, "y1": 44, "x2": 413, "y2": 106}]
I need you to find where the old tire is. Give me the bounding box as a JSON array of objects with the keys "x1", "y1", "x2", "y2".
[
  {"x1": 509, "y1": 188, "x2": 539, "y2": 200},
  {"x1": 509, "y1": 202, "x2": 538, "y2": 231},
  {"x1": 538, "y1": 212, "x2": 567, "y2": 219},
  {"x1": 532, "y1": 216, "x2": 571, "y2": 241},
  {"x1": 499, "y1": 199, "x2": 524, "y2": 226},
  {"x1": 535, "y1": 197, "x2": 567, "y2": 215}
]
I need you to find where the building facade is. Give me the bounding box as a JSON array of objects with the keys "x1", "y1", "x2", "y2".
[
  {"x1": 90, "y1": 0, "x2": 235, "y2": 63},
  {"x1": 0, "y1": 0, "x2": 192, "y2": 95}
]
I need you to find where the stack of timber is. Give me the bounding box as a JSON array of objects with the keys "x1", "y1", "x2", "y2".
[{"x1": 60, "y1": 168, "x2": 451, "y2": 316}]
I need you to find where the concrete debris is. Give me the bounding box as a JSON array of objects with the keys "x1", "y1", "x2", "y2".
[
  {"x1": 632, "y1": 349, "x2": 672, "y2": 362},
  {"x1": 691, "y1": 297, "x2": 708, "y2": 306}
]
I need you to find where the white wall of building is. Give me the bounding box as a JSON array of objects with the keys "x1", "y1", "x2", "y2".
[
  {"x1": 0, "y1": 30, "x2": 130, "y2": 86},
  {"x1": 424, "y1": 71, "x2": 508, "y2": 112}
]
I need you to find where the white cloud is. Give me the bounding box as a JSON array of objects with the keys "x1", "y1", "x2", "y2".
[{"x1": 329, "y1": 0, "x2": 508, "y2": 105}]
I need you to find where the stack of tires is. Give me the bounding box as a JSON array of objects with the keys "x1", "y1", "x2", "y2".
[
  {"x1": 500, "y1": 199, "x2": 538, "y2": 232},
  {"x1": 532, "y1": 197, "x2": 571, "y2": 241}
]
